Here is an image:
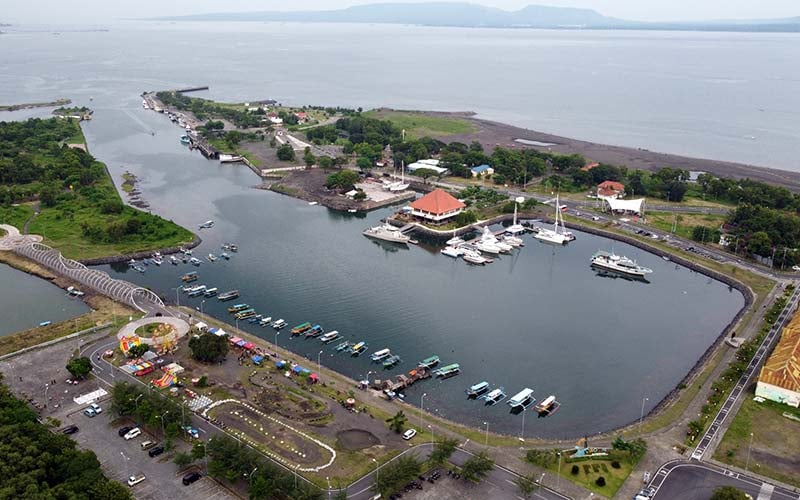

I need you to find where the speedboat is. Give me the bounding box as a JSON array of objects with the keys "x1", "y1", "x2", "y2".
[
  {"x1": 189, "y1": 257, "x2": 201, "y2": 266},
  {"x1": 462, "y1": 248, "x2": 491, "y2": 265},
  {"x1": 319, "y1": 331, "x2": 340, "y2": 343},
  {"x1": 473, "y1": 239, "x2": 501, "y2": 254}
]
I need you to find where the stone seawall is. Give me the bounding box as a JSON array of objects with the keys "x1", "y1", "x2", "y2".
[{"x1": 79, "y1": 234, "x2": 202, "y2": 266}]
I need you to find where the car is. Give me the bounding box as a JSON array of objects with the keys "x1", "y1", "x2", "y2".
[
  {"x1": 124, "y1": 427, "x2": 142, "y2": 440},
  {"x1": 148, "y1": 446, "x2": 165, "y2": 457},
  {"x1": 792, "y1": 265, "x2": 800, "y2": 272},
  {"x1": 103, "y1": 350, "x2": 114, "y2": 358},
  {"x1": 140, "y1": 440, "x2": 156, "y2": 450},
  {"x1": 83, "y1": 408, "x2": 97, "y2": 417},
  {"x1": 592, "y1": 216, "x2": 600, "y2": 221},
  {"x1": 402, "y1": 429, "x2": 417, "y2": 440},
  {"x1": 182, "y1": 471, "x2": 202, "y2": 485},
  {"x1": 127, "y1": 474, "x2": 146, "y2": 487},
  {"x1": 88, "y1": 403, "x2": 102, "y2": 414},
  {"x1": 61, "y1": 425, "x2": 79, "y2": 434},
  {"x1": 118, "y1": 426, "x2": 134, "y2": 437}
]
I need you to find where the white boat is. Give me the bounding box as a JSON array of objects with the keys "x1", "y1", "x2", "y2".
[
  {"x1": 189, "y1": 257, "x2": 202, "y2": 266},
  {"x1": 591, "y1": 251, "x2": 653, "y2": 278},
  {"x1": 446, "y1": 235, "x2": 465, "y2": 247},
  {"x1": 507, "y1": 197, "x2": 527, "y2": 235},
  {"x1": 259, "y1": 316, "x2": 273, "y2": 325},
  {"x1": 272, "y1": 319, "x2": 287, "y2": 329},
  {"x1": 152, "y1": 256, "x2": 163, "y2": 266},
  {"x1": 462, "y1": 248, "x2": 491, "y2": 265},
  {"x1": 508, "y1": 388, "x2": 535, "y2": 408},
  {"x1": 320, "y1": 331, "x2": 340, "y2": 343},
  {"x1": 534, "y1": 195, "x2": 571, "y2": 245},
  {"x1": 370, "y1": 348, "x2": 391, "y2": 361},
  {"x1": 441, "y1": 246, "x2": 463, "y2": 258},
  {"x1": 220, "y1": 252, "x2": 230, "y2": 260},
  {"x1": 219, "y1": 154, "x2": 244, "y2": 163},
  {"x1": 207, "y1": 253, "x2": 217, "y2": 262},
  {"x1": 474, "y1": 239, "x2": 501, "y2": 254},
  {"x1": 479, "y1": 226, "x2": 513, "y2": 253},
  {"x1": 198, "y1": 220, "x2": 214, "y2": 229},
  {"x1": 169, "y1": 256, "x2": 179, "y2": 265},
  {"x1": 482, "y1": 387, "x2": 506, "y2": 405},
  {"x1": 502, "y1": 234, "x2": 524, "y2": 247},
  {"x1": 363, "y1": 223, "x2": 411, "y2": 244},
  {"x1": 385, "y1": 162, "x2": 409, "y2": 191}
]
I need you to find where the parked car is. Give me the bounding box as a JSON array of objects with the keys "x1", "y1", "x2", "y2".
[
  {"x1": 140, "y1": 440, "x2": 156, "y2": 450},
  {"x1": 148, "y1": 446, "x2": 165, "y2": 457},
  {"x1": 402, "y1": 429, "x2": 417, "y2": 440},
  {"x1": 61, "y1": 425, "x2": 79, "y2": 435},
  {"x1": 88, "y1": 403, "x2": 102, "y2": 414},
  {"x1": 118, "y1": 426, "x2": 134, "y2": 437},
  {"x1": 83, "y1": 408, "x2": 97, "y2": 417},
  {"x1": 127, "y1": 474, "x2": 146, "y2": 487},
  {"x1": 182, "y1": 472, "x2": 202, "y2": 485},
  {"x1": 124, "y1": 427, "x2": 142, "y2": 440}
]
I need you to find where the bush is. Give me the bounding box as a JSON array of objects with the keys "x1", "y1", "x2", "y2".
[
  {"x1": 611, "y1": 461, "x2": 621, "y2": 469},
  {"x1": 595, "y1": 476, "x2": 606, "y2": 487},
  {"x1": 570, "y1": 465, "x2": 579, "y2": 475}
]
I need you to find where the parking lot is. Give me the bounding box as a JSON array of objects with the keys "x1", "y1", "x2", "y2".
[{"x1": 395, "y1": 470, "x2": 519, "y2": 500}]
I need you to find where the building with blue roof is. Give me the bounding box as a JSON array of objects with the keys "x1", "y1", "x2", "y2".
[{"x1": 470, "y1": 164, "x2": 494, "y2": 177}]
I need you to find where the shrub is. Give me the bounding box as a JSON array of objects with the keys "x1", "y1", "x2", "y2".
[
  {"x1": 611, "y1": 461, "x2": 621, "y2": 469},
  {"x1": 571, "y1": 465, "x2": 579, "y2": 475},
  {"x1": 595, "y1": 477, "x2": 606, "y2": 487}
]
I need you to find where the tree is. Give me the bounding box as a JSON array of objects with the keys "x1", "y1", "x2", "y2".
[
  {"x1": 386, "y1": 410, "x2": 407, "y2": 433},
  {"x1": 126, "y1": 343, "x2": 150, "y2": 359},
  {"x1": 514, "y1": 473, "x2": 538, "y2": 498},
  {"x1": 188, "y1": 333, "x2": 229, "y2": 363},
  {"x1": 224, "y1": 130, "x2": 242, "y2": 147},
  {"x1": 414, "y1": 167, "x2": 439, "y2": 184},
  {"x1": 454, "y1": 210, "x2": 478, "y2": 227},
  {"x1": 325, "y1": 170, "x2": 360, "y2": 190},
  {"x1": 318, "y1": 156, "x2": 333, "y2": 170},
  {"x1": 710, "y1": 486, "x2": 750, "y2": 500},
  {"x1": 276, "y1": 143, "x2": 296, "y2": 161},
  {"x1": 372, "y1": 455, "x2": 421, "y2": 495},
  {"x1": 356, "y1": 157, "x2": 373, "y2": 172},
  {"x1": 461, "y1": 451, "x2": 494, "y2": 483},
  {"x1": 66, "y1": 357, "x2": 92, "y2": 379},
  {"x1": 429, "y1": 437, "x2": 458, "y2": 465},
  {"x1": 353, "y1": 191, "x2": 367, "y2": 201},
  {"x1": 747, "y1": 231, "x2": 772, "y2": 257},
  {"x1": 174, "y1": 451, "x2": 194, "y2": 469}
]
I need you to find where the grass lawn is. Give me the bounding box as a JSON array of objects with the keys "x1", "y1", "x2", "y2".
[
  {"x1": 529, "y1": 451, "x2": 635, "y2": 498},
  {"x1": 645, "y1": 211, "x2": 726, "y2": 240},
  {"x1": 714, "y1": 397, "x2": 800, "y2": 488},
  {"x1": 134, "y1": 322, "x2": 173, "y2": 337},
  {"x1": 0, "y1": 204, "x2": 35, "y2": 231},
  {"x1": 364, "y1": 110, "x2": 476, "y2": 139}
]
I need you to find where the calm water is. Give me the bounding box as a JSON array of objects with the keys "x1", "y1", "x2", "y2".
[
  {"x1": 1, "y1": 22, "x2": 755, "y2": 436},
  {"x1": 0, "y1": 22, "x2": 799, "y2": 170},
  {"x1": 0, "y1": 264, "x2": 89, "y2": 336}
]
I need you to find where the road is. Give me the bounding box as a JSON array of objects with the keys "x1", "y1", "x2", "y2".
[{"x1": 652, "y1": 461, "x2": 800, "y2": 500}]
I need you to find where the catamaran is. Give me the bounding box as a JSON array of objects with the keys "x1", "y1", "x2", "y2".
[
  {"x1": 319, "y1": 331, "x2": 340, "y2": 343},
  {"x1": 418, "y1": 355, "x2": 440, "y2": 369},
  {"x1": 533, "y1": 195, "x2": 571, "y2": 245},
  {"x1": 272, "y1": 319, "x2": 287, "y2": 329},
  {"x1": 291, "y1": 322, "x2": 312, "y2": 335},
  {"x1": 362, "y1": 223, "x2": 411, "y2": 244},
  {"x1": 334, "y1": 341, "x2": 351, "y2": 352},
  {"x1": 350, "y1": 341, "x2": 368, "y2": 356},
  {"x1": 382, "y1": 354, "x2": 401, "y2": 368},
  {"x1": 482, "y1": 387, "x2": 507, "y2": 405},
  {"x1": 203, "y1": 287, "x2": 218, "y2": 297},
  {"x1": 434, "y1": 363, "x2": 460, "y2": 379},
  {"x1": 591, "y1": 251, "x2": 653, "y2": 278},
  {"x1": 466, "y1": 381, "x2": 490, "y2": 398},
  {"x1": 371, "y1": 348, "x2": 391, "y2": 362},
  {"x1": 535, "y1": 395, "x2": 560, "y2": 415},
  {"x1": 304, "y1": 325, "x2": 324, "y2": 338},
  {"x1": 507, "y1": 388, "x2": 536, "y2": 409},
  {"x1": 259, "y1": 316, "x2": 273, "y2": 326}
]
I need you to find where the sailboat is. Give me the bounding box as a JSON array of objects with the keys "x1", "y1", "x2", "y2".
[
  {"x1": 533, "y1": 195, "x2": 573, "y2": 245},
  {"x1": 507, "y1": 197, "x2": 526, "y2": 235},
  {"x1": 386, "y1": 161, "x2": 409, "y2": 192}
]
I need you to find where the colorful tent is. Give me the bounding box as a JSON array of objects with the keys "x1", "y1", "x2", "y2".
[
  {"x1": 243, "y1": 342, "x2": 255, "y2": 350},
  {"x1": 119, "y1": 335, "x2": 141, "y2": 354},
  {"x1": 229, "y1": 336, "x2": 242, "y2": 344},
  {"x1": 152, "y1": 372, "x2": 176, "y2": 388},
  {"x1": 251, "y1": 355, "x2": 264, "y2": 365},
  {"x1": 309, "y1": 373, "x2": 319, "y2": 384},
  {"x1": 236, "y1": 339, "x2": 247, "y2": 347}
]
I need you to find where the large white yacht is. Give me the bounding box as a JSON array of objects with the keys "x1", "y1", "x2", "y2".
[
  {"x1": 590, "y1": 251, "x2": 653, "y2": 278},
  {"x1": 363, "y1": 223, "x2": 411, "y2": 244}
]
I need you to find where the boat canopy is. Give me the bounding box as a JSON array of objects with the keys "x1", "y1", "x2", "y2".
[{"x1": 508, "y1": 388, "x2": 534, "y2": 406}]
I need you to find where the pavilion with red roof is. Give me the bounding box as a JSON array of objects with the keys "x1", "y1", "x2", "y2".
[{"x1": 409, "y1": 188, "x2": 465, "y2": 223}]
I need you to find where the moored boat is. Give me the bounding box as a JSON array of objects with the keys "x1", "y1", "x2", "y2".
[
  {"x1": 291, "y1": 322, "x2": 312, "y2": 335},
  {"x1": 235, "y1": 309, "x2": 256, "y2": 320},
  {"x1": 227, "y1": 303, "x2": 249, "y2": 313},
  {"x1": 217, "y1": 290, "x2": 240, "y2": 301},
  {"x1": 466, "y1": 381, "x2": 490, "y2": 398},
  {"x1": 259, "y1": 316, "x2": 273, "y2": 326},
  {"x1": 319, "y1": 331, "x2": 340, "y2": 343},
  {"x1": 507, "y1": 388, "x2": 536, "y2": 409},
  {"x1": 220, "y1": 252, "x2": 230, "y2": 260},
  {"x1": 440, "y1": 246, "x2": 463, "y2": 258},
  {"x1": 370, "y1": 348, "x2": 391, "y2": 362},
  {"x1": 418, "y1": 355, "x2": 440, "y2": 369},
  {"x1": 434, "y1": 363, "x2": 460, "y2": 378},
  {"x1": 181, "y1": 271, "x2": 198, "y2": 282},
  {"x1": 272, "y1": 319, "x2": 287, "y2": 329},
  {"x1": 362, "y1": 223, "x2": 411, "y2": 245},
  {"x1": 187, "y1": 285, "x2": 207, "y2": 297},
  {"x1": 482, "y1": 387, "x2": 506, "y2": 405},
  {"x1": 204, "y1": 287, "x2": 218, "y2": 297},
  {"x1": 535, "y1": 395, "x2": 558, "y2": 414},
  {"x1": 350, "y1": 341, "x2": 368, "y2": 356},
  {"x1": 207, "y1": 253, "x2": 217, "y2": 262},
  {"x1": 590, "y1": 251, "x2": 653, "y2": 278},
  {"x1": 170, "y1": 256, "x2": 180, "y2": 265},
  {"x1": 334, "y1": 340, "x2": 351, "y2": 352},
  {"x1": 189, "y1": 257, "x2": 202, "y2": 266},
  {"x1": 304, "y1": 324, "x2": 324, "y2": 338},
  {"x1": 382, "y1": 354, "x2": 401, "y2": 368}
]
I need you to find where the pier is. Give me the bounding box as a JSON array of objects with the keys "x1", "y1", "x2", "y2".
[{"x1": 175, "y1": 86, "x2": 210, "y2": 94}]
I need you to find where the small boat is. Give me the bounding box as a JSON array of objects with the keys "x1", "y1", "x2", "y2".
[
  {"x1": 198, "y1": 220, "x2": 215, "y2": 229},
  {"x1": 39, "y1": 321, "x2": 52, "y2": 327},
  {"x1": 482, "y1": 387, "x2": 506, "y2": 405},
  {"x1": 466, "y1": 381, "x2": 490, "y2": 398},
  {"x1": 535, "y1": 395, "x2": 558, "y2": 414},
  {"x1": 66, "y1": 286, "x2": 84, "y2": 297},
  {"x1": 181, "y1": 255, "x2": 189, "y2": 263},
  {"x1": 207, "y1": 253, "x2": 217, "y2": 262},
  {"x1": 308, "y1": 201, "x2": 319, "y2": 206},
  {"x1": 227, "y1": 303, "x2": 250, "y2": 313},
  {"x1": 220, "y1": 252, "x2": 230, "y2": 260},
  {"x1": 319, "y1": 331, "x2": 340, "y2": 343},
  {"x1": 235, "y1": 309, "x2": 256, "y2": 320},
  {"x1": 272, "y1": 319, "x2": 287, "y2": 329},
  {"x1": 350, "y1": 341, "x2": 368, "y2": 356},
  {"x1": 304, "y1": 325, "x2": 324, "y2": 338},
  {"x1": 133, "y1": 265, "x2": 146, "y2": 273},
  {"x1": 128, "y1": 259, "x2": 137, "y2": 267},
  {"x1": 152, "y1": 257, "x2": 163, "y2": 266},
  {"x1": 248, "y1": 315, "x2": 263, "y2": 323},
  {"x1": 348, "y1": 209, "x2": 357, "y2": 213},
  {"x1": 181, "y1": 248, "x2": 193, "y2": 255},
  {"x1": 180, "y1": 134, "x2": 191, "y2": 145},
  {"x1": 418, "y1": 355, "x2": 440, "y2": 369},
  {"x1": 170, "y1": 256, "x2": 179, "y2": 265},
  {"x1": 189, "y1": 257, "x2": 202, "y2": 266},
  {"x1": 259, "y1": 316, "x2": 273, "y2": 326},
  {"x1": 371, "y1": 348, "x2": 391, "y2": 362},
  {"x1": 291, "y1": 322, "x2": 312, "y2": 335},
  {"x1": 217, "y1": 290, "x2": 240, "y2": 301},
  {"x1": 382, "y1": 355, "x2": 401, "y2": 368},
  {"x1": 462, "y1": 248, "x2": 491, "y2": 265},
  {"x1": 187, "y1": 285, "x2": 207, "y2": 297},
  {"x1": 204, "y1": 287, "x2": 218, "y2": 297},
  {"x1": 335, "y1": 341, "x2": 351, "y2": 352},
  {"x1": 662, "y1": 255, "x2": 671, "y2": 261},
  {"x1": 434, "y1": 363, "x2": 460, "y2": 378},
  {"x1": 219, "y1": 154, "x2": 244, "y2": 163},
  {"x1": 507, "y1": 388, "x2": 536, "y2": 409},
  {"x1": 229, "y1": 244, "x2": 238, "y2": 252}
]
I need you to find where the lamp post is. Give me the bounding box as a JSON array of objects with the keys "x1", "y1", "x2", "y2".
[
  {"x1": 428, "y1": 424, "x2": 433, "y2": 445},
  {"x1": 420, "y1": 393, "x2": 427, "y2": 431},
  {"x1": 318, "y1": 350, "x2": 323, "y2": 375},
  {"x1": 248, "y1": 467, "x2": 258, "y2": 487},
  {"x1": 294, "y1": 464, "x2": 300, "y2": 489},
  {"x1": 44, "y1": 383, "x2": 50, "y2": 409},
  {"x1": 639, "y1": 397, "x2": 649, "y2": 431},
  {"x1": 372, "y1": 458, "x2": 379, "y2": 485},
  {"x1": 538, "y1": 472, "x2": 546, "y2": 494},
  {"x1": 483, "y1": 421, "x2": 490, "y2": 447},
  {"x1": 556, "y1": 452, "x2": 562, "y2": 491},
  {"x1": 157, "y1": 410, "x2": 169, "y2": 437},
  {"x1": 326, "y1": 476, "x2": 331, "y2": 499},
  {"x1": 200, "y1": 299, "x2": 206, "y2": 316},
  {"x1": 274, "y1": 331, "x2": 280, "y2": 348},
  {"x1": 366, "y1": 370, "x2": 374, "y2": 387},
  {"x1": 132, "y1": 394, "x2": 143, "y2": 413},
  {"x1": 520, "y1": 408, "x2": 526, "y2": 442},
  {"x1": 746, "y1": 432, "x2": 754, "y2": 472}
]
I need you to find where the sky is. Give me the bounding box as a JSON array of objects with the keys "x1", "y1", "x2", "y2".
[{"x1": 2, "y1": 0, "x2": 798, "y2": 24}]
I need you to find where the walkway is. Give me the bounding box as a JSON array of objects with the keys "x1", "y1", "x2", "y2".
[{"x1": 0, "y1": 223, "x2": 42, "y2": 250}]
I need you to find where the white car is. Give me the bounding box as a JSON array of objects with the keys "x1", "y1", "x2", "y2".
[
  {"x1": 88, "y1": 403, "x2": 102, "y2": 414},
  {"x1": 402, "y1": 429, "x2": 417, "y2": 440},
  {"x1": 124, "y1": 427, "x2": 142, "y2": 440},
  {"x1": 127, "y1": 474, "x2": 146, "y2": 487},
  {"x1": 792, "y1": 265, "x2": 800, "y2": 272}
]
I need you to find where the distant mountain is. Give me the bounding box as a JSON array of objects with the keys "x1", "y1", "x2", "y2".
[{"x1": 154, "y1": 2, "x2": 800, "y2": 32}]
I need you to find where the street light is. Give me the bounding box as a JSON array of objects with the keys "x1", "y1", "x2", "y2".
[
  {"x1": 294, "y1": 464, "x2": 300, "y2": 489},
  {"x1": 639, "y1": 397, "x2": 649, "y2": 431},
  {"x1": 428, "y1": 424, "x2": 433, "y2": 445},
  {"x1": 538, "y1": 472, "x2": 546, "y2": 494},
  {"x1": 519, "y1": 407, "x2": 526, "y2": 442},
  {"x1": 372, "y1": 458, "x2": 379, "y2": 485},
  {"x1": 132, "y1": 393, "x2": 144, "y2": 413},
  {"x1": 556, "y1": 452, "x2": 562, "y2": 491},
  {"x1": 420, "y1": 393, "x2": 427, "y2": 431},
  {"x1": 157, "y1": 410, "x2": 169, "y2": 437},
  {"x1": 274, "y1": 331, "x2": 280, "y2": 348},
  {"x1": 200, "y1": 299, "x2": 206, "y2": 316},
  {"x1": 318, "y1": 350, "x2": 323, "y2": 375},
  {"x1": 44, "y1": 383, "x2": 50, "y2": 409},
  {"x1": 326, "y1": 476, "x2": 331, "y2": 499},
  {"x1": 483, "y1": 421, "x2": 490, "y2": 447},
  {"x1": 248, "y1": 467, "x2": 258, "y2": 486},
  {"x1": 746, "y1": 432, "x2": 754, "y2": 472}
]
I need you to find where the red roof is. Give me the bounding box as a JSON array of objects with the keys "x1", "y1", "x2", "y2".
[
  {"x1": 597, "y1": 181, "x2": 625, "y2": 192},
  {"x1": 410, "y1": 189, "x2": 465, "y2": 215},
  {"x1": 581, "y1": 162, "x2": 600, "y2": 172}
]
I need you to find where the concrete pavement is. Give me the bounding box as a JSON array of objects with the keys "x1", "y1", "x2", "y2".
[{"x1": 652, "y1": 461, "x2": 799, "y2": 500}]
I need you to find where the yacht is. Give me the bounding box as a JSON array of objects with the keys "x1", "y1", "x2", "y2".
[
  {"x1": 462, "y1": 248, "x2": 491, "y2": 265},
  {"x1": 479, "y1": 226, "x2": 513, "y2": 253},
  {"x1": 473, "y1": 239, "x2": 501, "y2": 254},
  {"x1": 590, "y1": 251, "x2": 653, "y2": 278},
  {"x1": 440, "y1": 246, "x2": 463, "y2": 258},
  {"x1": 169, "y1": 256, "x2": 179, "y2": 265},
  {"x1": 502, "y1": 234, "x2": 524, "y2": 247},
  {"x1": 362, "y1": 223, "x2": 411, "y2": 244}
]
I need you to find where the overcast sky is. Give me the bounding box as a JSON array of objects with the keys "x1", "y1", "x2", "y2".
[{"x1": 3, "y1": 0, "x2": 798, "y2": 24}]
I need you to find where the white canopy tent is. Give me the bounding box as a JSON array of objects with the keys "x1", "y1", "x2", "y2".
[{"x1": 602, "y1": 197, "x2": 645, "y2": 215}]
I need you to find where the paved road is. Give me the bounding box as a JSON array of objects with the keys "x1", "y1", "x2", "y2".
[{"x1": 652, "y1": 461, "x2": 799, "y2": 500}]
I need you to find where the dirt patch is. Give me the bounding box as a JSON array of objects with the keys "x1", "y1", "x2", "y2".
[{"x1": 336, "y1": 429, "x2": 380, "y2": 451}]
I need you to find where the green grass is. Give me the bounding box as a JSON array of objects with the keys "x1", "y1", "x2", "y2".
[
  {"x1": 714, "y1": 398, "x2": 800, "y2": 488},
  {"x1": 646, "y1": 211, "x2": 726, "y2": 240},
  {"x1": 529, "y1": 451, "x2": 635, "y2": 498},
  {"x1": 363, "y1": 110, "x2": 476, "y2": 138},
  {"x1": 0, "y1": 204, "x2": 35, "y2": 231}
]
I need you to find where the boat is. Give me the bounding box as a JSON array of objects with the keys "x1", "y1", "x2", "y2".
[
  {"x1": 39, "y1": 321, "x2": 51, "y2": 327},
  {"x1": 227, "y1": 303, "x2": 249, "y2": 313},
  {"x1": 350, "y1": 341, "x2": 368, "y2": 356},
  {"x1": 482, "y1": 387, "x2": 506, "y2": 405},
  {"x1": 272, "y1": 319, "x2": 287, "y2": 329},
  {"x1": 235, "y1": 309, "x2": 256, "y2": 320},
  {"x1": 181, "y1": 248, "x2": 193, "y2": 255},
  {"x1": 479, "y1": 226, "x2": 513, "y2": 253},
  {"x1": 187, "y1": 286, "x2": 207, "y2": 297},
  {"x1": 207, "y1": 253, "x2": 217, "y2": 262},
  {"x1": 418, "y1": 355, "x2": 440, "y2": 369},
  {"x1": 348, "y1": 209, "x2": 357, "y2": 213},
  {"x1": 248, "y1": 315, "x2": 263, "y2": 323},
  {"x1": 434, "y1": 363, "x2": 460, "y2": 378},
  {"x1": 473, "y1": 239, "x2": 501, "y2": 254},
  {"x1": 128, "y1": 259, "x2": 137, "y2": 267},
  {"x1": 502, "y1": 234, "x2": 524, "y2": 247},
  {"x1": 507, "y1": 198, "x2": 527, "y2": 236},
  {"x1": 362, "y1": 223, "x2": 411, "y2": 244},
  {"x1": 181, "y1": 272, "x2": 198, "y2": 282},
  {"x1": 535, "y1": 395, "x2": 557, "y2": 414},
  {"x1": 304, "y1": 324, "x2": 324, "y2": 338},
  {"x1": 662, "y1": 255, "x2": 671, "y2": 261},
  {"x1": 198, "y1": 220, "x2": 215, "y2": 229},
  {"x1": 219, "y1": 154, "x2": 244, "y2": 163},
  {"x1": 170, "y1": 256, "x2": 179, "y2": 265},
  {"x1": 382, "y1": 354, "x2": 401, "y2": 368},
  {"x1": 446, "y1": 234, "x2": 466, "y2": 247},
  {"x1": 308, "y1": 201, "x2": 319, "y2": 206},
  {"x1": 466, "y1": 381, "x2": 490, "y2": 398},
  {"x1": 462, "y1": 248, "x2": 491, "y2": 265},
  {"x1": 440, "y1": 246, "x2": 463, "y2": 258},
  {"x1": 229, "y1": 244, "x2": 238, "y2": 252},
  {"x1": 334, "y1": 341, "x2": 351, "y2": 352},
  {"x1": 217, "y1": 290, "x2": 240, "y2": 301},
  {"x1": 370, "y1": 348, "x2": 391, "y2": 362},
  {"x1": 180, "y1": 135, "x2": 191, "y2": 145},
  {"x1": 189, "y1": 257, "x2": 202, "y2": 266},
  {"x1": 204, "y1": 287, "x2": 218, "y2": 297},
  {"x1": 133, "y1": 265, "x2": 146, "y2": 273},
  {"x1": 259, "y1": 316, "x2": 273, "y2": 326},
  {"x1": 507, "y1": 388, "x2": 535, "y2": 409},
  {"x1": 220, "y1": 252, "x2": 230, "y2": 260},
  {"x1": 533, "y1": 195, "x2": 571, "y2": 245},
  {"x1": 291, "y1": 322, "x2": 312, "y2": 335},
  {"x1": 590, "y1": 251, "x2": 653, "y2": 278},
  {"x1": 319, "y1": 331, "x2": 340, "y2": 343},
  {"x1": 152, "y1": 256, "x2": 163, "y2": 266},
  {"x1": 66, "y1": 286, "x2": 84, "y2": 297}
]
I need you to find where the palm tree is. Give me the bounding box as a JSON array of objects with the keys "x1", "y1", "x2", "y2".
[{"x1": 386, "y1": 411, "x2": 407, "y2": 433}]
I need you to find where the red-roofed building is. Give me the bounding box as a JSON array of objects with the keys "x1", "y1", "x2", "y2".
[
  {"x1": 597, "y1": 180, "x2": 625, "y2": 199},
  {"x1": 410, "y1": 189, "x2": 465, "y2": 223}
]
